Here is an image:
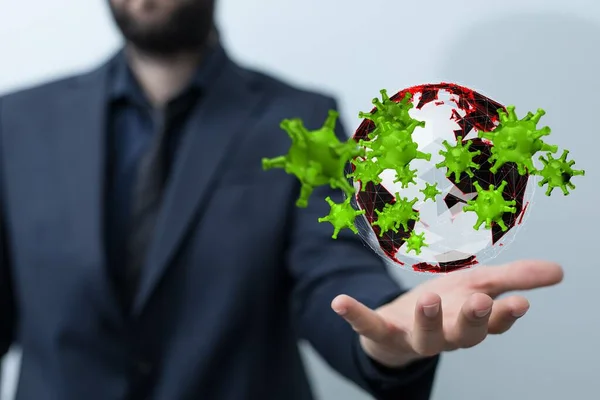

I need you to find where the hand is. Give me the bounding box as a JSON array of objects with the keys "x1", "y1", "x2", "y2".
[{"x1": 331, "y1": 260, "x2": 563, "y2": 368}]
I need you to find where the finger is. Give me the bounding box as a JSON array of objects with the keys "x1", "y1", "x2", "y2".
[
  {"x1": 331, "y1": 295, "x2": 391, "y2": 342},
  {"x1": 474, "y1": 260, "x2": 563, "y2": 297},
  {"x1": 448, "y1": 293, "x2": 493, "y2": 348},
  {"x1": 488, "y1": 295, "x2": 530, "y2": 334},
  {"x1": 410, "y1": 292, "x2": 445, "y2": 356}
]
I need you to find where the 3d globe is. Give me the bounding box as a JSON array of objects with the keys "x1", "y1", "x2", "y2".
[{"x1": 350, "y1": 83, "x2": 535, "y2": 273}]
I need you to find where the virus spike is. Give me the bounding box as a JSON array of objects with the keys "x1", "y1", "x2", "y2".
[
  {"x1": 506, "y1": 105, "x2": 518, "y2": 121},
  {"x1": 497, "y1": 108, "x2": 509, "y2": 124},
  {"x1": 522, "y1": 111, "x2": 534, "y2": 121},
  {"x1": 532, "y1": 126, "x2": 551, "y2": 140},
  {"x1": 405, "y1": 118, "x2": 426, "y2": 134},
  {"x1": 530, "y1": 108, "x2": 546, "y2": 124},
  {"x1": 323, "y1": 110, "x2": 339, "y2": 130},
  {"x1": 358, "y1": 111, "x2": 369, "y2": 120},
  {"x1": 380, "y1": 89, "x2": 391, "y2": 102},
  {"x1": 399, "y1": 91, "x2": 412, "y2": 104},
  {"x1": 372, "y1": 97, "x2": 385, "y2": 110},
  {"x1": 497, "y1": 219, "x2": 508, "y2": 231}
]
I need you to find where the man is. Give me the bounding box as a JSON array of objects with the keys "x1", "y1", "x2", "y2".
[{"x1": 0, "y1": 0, "x2": 563, "y2": 399}]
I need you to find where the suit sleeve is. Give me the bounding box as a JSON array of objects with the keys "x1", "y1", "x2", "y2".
[
  {"x1": 0, "y1": 99, "x2": 17, "y2": 358},
  {"x1": 286, "y1": 97, "x2": 439, "y2": 399}
]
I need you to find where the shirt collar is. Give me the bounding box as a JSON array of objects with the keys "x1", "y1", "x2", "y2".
[{"x1": 108, "y1": 40, "x2": 227, "y2": 105}]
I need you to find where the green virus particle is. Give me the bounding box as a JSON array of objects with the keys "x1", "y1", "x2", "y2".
[
  {"x1": 405, "y1": 231, "x2": 428, "y2": 255},
  {"x1": 379, "y1": 139, "x2": 431, "y2": 169},
  {"x1": 318, "y1": 196, "x2": 366, "y2": 239},
  {"x1": 360, "y1": 128, "x2": 431, "y2": 170},
  {"x1": 536, "y1": 149, "x2": 585, "y2": 196},
  {"x1": 358, "y1": 90, "x2": 427, "y2": 164},
  {"x1": 372, "y1": 195, "x2": 419, "y2": 237},
  {"x1": 393, "y1": 164, "x2": 417, "y2": 188},
  {"x1": 367, "y1": 116, "x2": 426, "y2": 143},
  {"x1": 478, "y1": 106, "x2": 558, "y2": 175},
  {"x1": 359, "y1": 119, "x2": 425, "y2": 157},
  {"x1": 359, "y1": 90, "x2": 422, "y2": 131},
  {"x1": 348, "y1": 157, "x2": 384, "y2": 190},
  {"x1": 356, "y1": 90, "x2": 430, "y2": 171},
  {"x1": 262, "y1": 110, "x2": 363, "y2": 208},
  {"x1": 463, "y1": 180, "x2": 517, "y2": 232},
  {"x1": 436, "y1": 136, "x2": 481, "y2": 183},
  {"x1": 420, "y1": 182, "x2": 441, "y2": 202}
]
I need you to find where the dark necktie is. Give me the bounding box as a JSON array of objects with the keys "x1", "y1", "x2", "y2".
[{"x1": 124, "y1": 111, "x2": 169, "y2": 308}]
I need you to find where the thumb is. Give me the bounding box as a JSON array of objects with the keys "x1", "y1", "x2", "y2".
[{"x1": 331, "y1": 295, "x2": 391, "y2": 342}]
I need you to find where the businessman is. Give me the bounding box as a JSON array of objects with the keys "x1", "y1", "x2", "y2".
[{"x1": 0, "y1": 0, "x2": 563, "y2": 399}]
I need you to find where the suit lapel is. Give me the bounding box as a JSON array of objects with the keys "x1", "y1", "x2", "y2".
[
  {"x1": 53, "y1": 61, "x2": 124, "y2": 322},
  {"x1": 133, "y1": 58, "x2": 267, "y2": 314}
]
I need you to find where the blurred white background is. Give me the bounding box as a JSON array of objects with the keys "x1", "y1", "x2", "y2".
[{"x1": 1, "y1": 0, "x2": 599, "y2": 399}]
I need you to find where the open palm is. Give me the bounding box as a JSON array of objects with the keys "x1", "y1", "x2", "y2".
[{"x1": 331, "y1": 260, "x2": 563, "y2": 367}]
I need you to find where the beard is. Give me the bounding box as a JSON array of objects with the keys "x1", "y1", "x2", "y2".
[{"x1": 109, "y1": 0, "x2": 215, "y2": 56}]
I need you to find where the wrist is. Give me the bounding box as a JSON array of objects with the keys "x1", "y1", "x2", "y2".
[{"x1": 359, "y1": 336, "x2": 426, "y2": 368}]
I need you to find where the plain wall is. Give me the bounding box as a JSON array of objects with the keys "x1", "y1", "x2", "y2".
[{"x1": 1, "y1": 0, "x2": 598, "y2": 399}]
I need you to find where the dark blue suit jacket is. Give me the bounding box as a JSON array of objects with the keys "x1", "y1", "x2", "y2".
[{"x1": 0, "y1": 47, "x2": 438, "y2": 399}]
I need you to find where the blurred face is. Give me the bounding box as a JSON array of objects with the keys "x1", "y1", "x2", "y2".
[{"x1": 109, "y1": 0, "x2": 215, "y2": 55}]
